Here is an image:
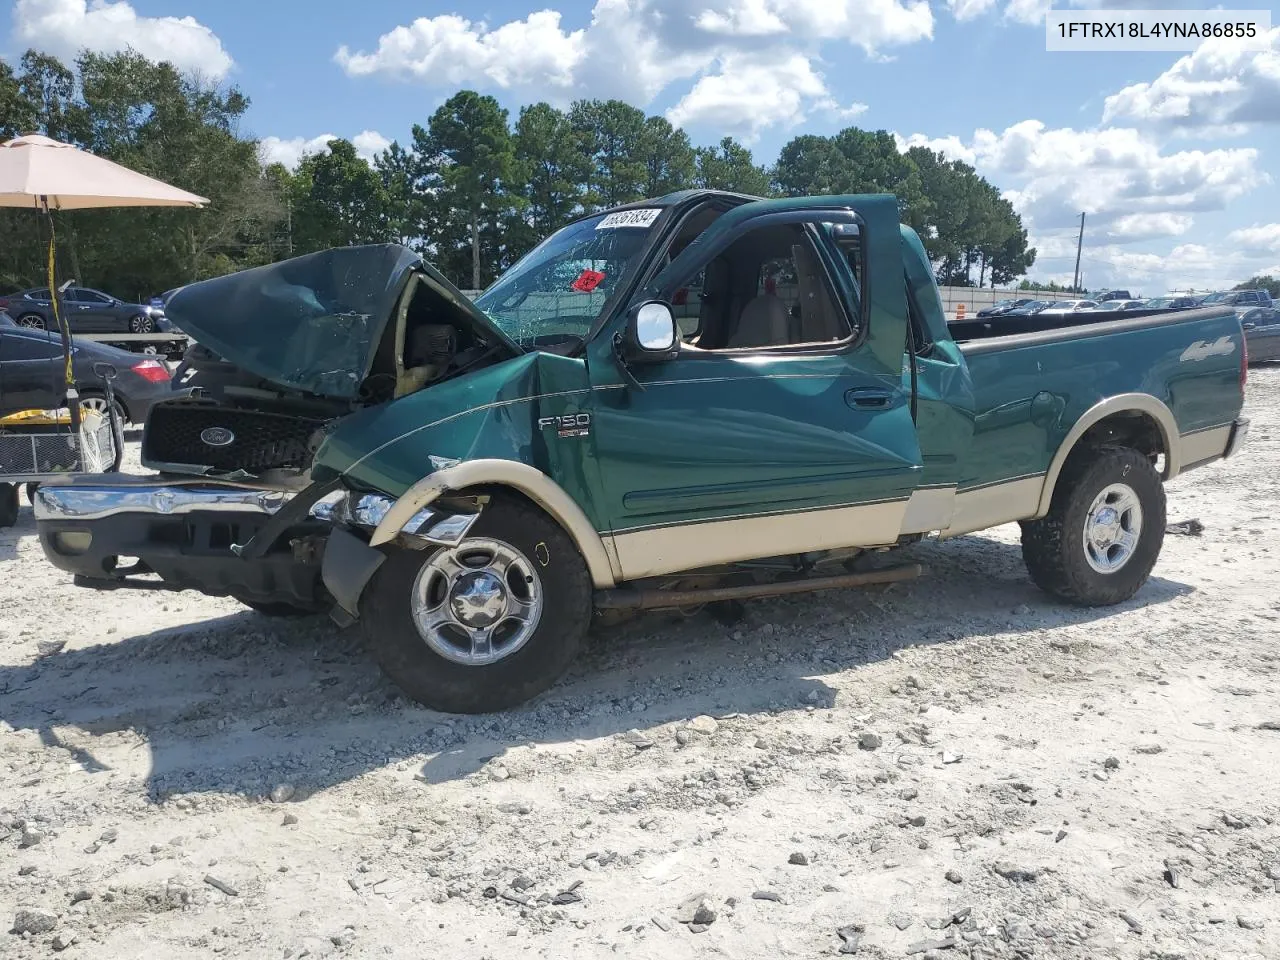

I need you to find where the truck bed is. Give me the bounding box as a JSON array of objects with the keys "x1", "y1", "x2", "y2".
[
  {"x1": 949, "y1": 306, "x2": 1192, "y2": 341},
  {"x1": 949, "y1": 304, "x2": 1243, "y2": 532}
]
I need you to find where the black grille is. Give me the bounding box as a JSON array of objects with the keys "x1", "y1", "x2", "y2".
[{"x1": 143, "y1": 404, "x2": 327, "y2": 474}]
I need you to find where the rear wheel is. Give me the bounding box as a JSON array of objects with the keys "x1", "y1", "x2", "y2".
[
  {"x1": 128, "y1": 314, "x2": 155, "y2": 334},
  {"x1": 360, "y1": 493, "x2": 592, "y2": 713},
  {"x1": 0, "y1": 483, "x2": 19, "y2": 528},
  {"x1": 1020, "y1": 445, "x2": 1165, "y2": 606}
]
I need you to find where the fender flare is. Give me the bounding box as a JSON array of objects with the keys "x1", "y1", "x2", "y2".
[
  {"x1": 1034, "y1": 393, "x2": 1181, "y2": 519},
  {"x1": 368, "y1": 459, "x2": 618, "y2": 588}
]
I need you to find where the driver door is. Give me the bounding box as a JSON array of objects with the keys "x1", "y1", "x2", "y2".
[{"x1": 586, "y1": 197, "x2": 924, "y2": 581}]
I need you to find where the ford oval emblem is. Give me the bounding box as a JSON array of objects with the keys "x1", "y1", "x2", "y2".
[{"x1": 200, "y1": 426, "x2": 235, "y2": 447}]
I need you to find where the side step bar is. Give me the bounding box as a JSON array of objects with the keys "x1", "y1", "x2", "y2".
[{"x1": 595, "y1": 562, "x2": 924, "y2": 611}]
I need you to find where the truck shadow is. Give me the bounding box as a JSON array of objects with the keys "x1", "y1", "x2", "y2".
[{"x1": 0, "y1": 531, "x2": 1193, "y2": 802}]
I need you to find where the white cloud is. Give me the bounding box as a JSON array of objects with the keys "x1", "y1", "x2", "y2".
[
  {"x1": 1105, "y1": 212, "x2": 1194, "y2": 241},
  {"x1": 335, "y1": 10, "x2": 586, "y2": 91},
  {"x1": 13, "y1": 0, "x2": 233, "y2": 78},
  {"x1": 259, "y1": 131, "x2": 390, "y2": 170},
  {"x1": 1227, "y1": 223, "x2": 1280, "y2": 253},
  {"x1": 666, "y1": 54, "x2": 860, "y2": 142},
  {"x1": 334, "y1": 0, "x2": 931, "y2": 129},
  {"x1": 1103, "y1": 27, "x2": 1280, "y2": 135},
  {"x1": 902, "y1": 120, "x2": 1265, "y2": 237},
  {"x1": 352, "y1": 130, "x2": 392, "y2": 160}
]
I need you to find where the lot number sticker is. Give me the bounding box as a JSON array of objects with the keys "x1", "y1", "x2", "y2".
[{"x1": 596, "y1": 208, "x2": 662, "y2": 230}]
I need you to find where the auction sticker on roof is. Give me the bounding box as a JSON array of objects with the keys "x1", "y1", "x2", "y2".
[{"x1": 596, "y1": 208, "x2": 662, "y2": 229}]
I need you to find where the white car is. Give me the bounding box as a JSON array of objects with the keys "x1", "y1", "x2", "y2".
[
  {"x1": 1038, "y1": 299, "x2": 1099, "y2": 315},
  {"x1": 1097, "y1": 299, "x2": 1147, "y2": 311}
]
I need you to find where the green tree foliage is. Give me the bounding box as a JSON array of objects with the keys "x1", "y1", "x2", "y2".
[
  {"x1": 1234, "y1": 275, "x2": 1280, "y2": 298},
  {"x1": 693, "y1": 137, "x2": 772, "y2": 196},
  {"x1": 415, "y1": 91, "x2": 515, "y2": 289},
  {"x1": 0, "y1": 49, "x2": 1035, "y2": 296},
  {"x1": 288, "y1": 138, "x2": 390, "y2": 253},
  {"x1": 774, "y1": 129, "x2": 1035, "y2": 287}
]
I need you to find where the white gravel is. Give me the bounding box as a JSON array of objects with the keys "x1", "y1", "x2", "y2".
[{"x1": 2, "y1": 372, "x2": 1279, "y2": 958}]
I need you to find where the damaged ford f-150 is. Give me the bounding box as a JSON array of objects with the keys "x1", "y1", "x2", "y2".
[{"x1": 34, "y1": 191, "x2": 1250, "y2": 712}]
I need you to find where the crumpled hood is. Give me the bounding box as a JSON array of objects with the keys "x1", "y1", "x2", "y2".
[{"x1": 164, "y1": 243, "x2": 519, "y2": 400}]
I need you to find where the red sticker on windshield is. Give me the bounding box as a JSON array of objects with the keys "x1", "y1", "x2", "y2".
[{"x1": 571, "y1": 269, "x2": 605, "y2": 292}]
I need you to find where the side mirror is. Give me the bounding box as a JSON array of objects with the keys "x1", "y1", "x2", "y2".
[{"x1": 624, "y1": 301, "x2": 679, "y2": 362}]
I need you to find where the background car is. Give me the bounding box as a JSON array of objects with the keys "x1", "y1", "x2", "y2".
[
  {"x1": 1240, "y1": 306, "x2": 1280, "y2": 363},
  {"x1": 0, "y1": 324, "x2": 174, "y2": 424},
  {"x1": 1097, "y1": 299, "x2": 1147, "y2": 311},
  {"x1": 0, "y1": 285, "x2": 167, "y2": 334},
  {"x1": 1142, "y1": 296, "x2": 1200, "y2": 310},
  {"x1": 976, "y1": 297, "x2": 1036, "y2": 318},
  {"x1": 1094, "y1": 289, "x2": 1133, "y2": 302},
  {"x1": 1003, "y1": 299, "x2": 1053, "y2": 315},
  {"x1": 1200, "y1": 289, "x2": 1274, "y2": 309},
  {"x1": 1038, "y1": 299, "x2": 1099, "y2": 315}
]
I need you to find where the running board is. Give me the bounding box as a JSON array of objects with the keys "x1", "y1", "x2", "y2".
[{"x1": 594, "y1": 562, "x2": 924, "y2": 611}]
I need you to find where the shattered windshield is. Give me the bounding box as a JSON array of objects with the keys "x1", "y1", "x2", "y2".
[
  {"x1": 474, "y1": 210, "x2": 661, "y2": 345},
  {"x1": 166, "y1": 245, "x2": 418, "y2": 399}
]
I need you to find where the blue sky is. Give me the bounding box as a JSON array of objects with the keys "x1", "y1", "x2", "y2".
[{"x1": 5, "y1": 0, "x2": 1279, "y2": 292}]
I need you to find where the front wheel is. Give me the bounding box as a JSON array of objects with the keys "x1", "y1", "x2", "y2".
[
  {"x1": 360, "y1": 493, "x2": 592, "y2": 713},
  {"x1": 1020, "y1": 445, "x2": 1166, "y2": 606},
  {"x1": 16, "y1": 314, "x2": 46, "y2": 330}
]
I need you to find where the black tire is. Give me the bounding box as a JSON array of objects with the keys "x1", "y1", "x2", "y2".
[
  {"x1": 235, "y1": 596, "x2": 324, "y2": 618},
  {"x1": 360, "y1": 493, "x2": 592, "y2": 714},
  {"x1": 23, "y1": 482, "x2": 40, "y2": 505},
  {"x1": 1020, "y1": 445, "x2": 1166, "y2": 606},
  {"x1": 128, "y1": 314, "x2": 155, "y2": 334},
  {"x1": 0, "y1": 483, "x2": 19, "y2": 528},
  {"x1": 16, "y1": 314, "x2": 46, "y2": 330}
]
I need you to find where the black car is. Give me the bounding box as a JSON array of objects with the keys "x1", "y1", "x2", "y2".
[
  {"x1": 1004, "y1": 299, "x2": 1053, "y2": 316},
  {"x1": 0, "y1": 324, "x2": 175, "y2": 424},
  {"x1": 977, "y1": 297, "x2": 1036, "y2": 318},
  {"x1": 1200, "y1": 289, "x2": 1274, "y2": 309},
  {"x1": 1, "y1": 285, "x2": 169, "y2": 334},
  {"x1": 1241, "y1": 307, "x2": 1280, "y2": 363},
  {"x1": 1095, "y1": 289, "x2": 1133, "y2": 302},
  {"x1": 1142, "y1": 296, "x2": 1200, "y2": 310}
]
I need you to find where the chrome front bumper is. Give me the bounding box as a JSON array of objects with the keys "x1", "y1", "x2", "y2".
[
  {"x1": 35, "y1": 477, "x2": 481, "y2": 555},
  {"x1": 34, "y1": 479, "x2": 290, "y2": 522}
]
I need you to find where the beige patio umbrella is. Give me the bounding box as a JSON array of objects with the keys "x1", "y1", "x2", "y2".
[{"x1": 0, "y1": 134, "x2": 207, "y2": 426}]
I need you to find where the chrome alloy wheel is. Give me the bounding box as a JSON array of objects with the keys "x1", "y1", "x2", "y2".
[
  {"x1": 1082, "y1": 482, "x2": 1143, "y2": 574},
  {"x1": 409, "y1": 538, "x2": 543, "y2": 666}
]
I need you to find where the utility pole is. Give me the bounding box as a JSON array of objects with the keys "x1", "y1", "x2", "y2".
[{"x1": 1072, "y1": 212, "x2": 1085, "y2": 293}]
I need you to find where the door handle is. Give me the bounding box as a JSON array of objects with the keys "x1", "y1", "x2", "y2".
[{"x1": 845, "y1": 388, "x2": 894, "y2": 409}]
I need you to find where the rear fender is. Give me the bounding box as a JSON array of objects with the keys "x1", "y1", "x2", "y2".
[
  {"x1": 368, "y1": 459, "x2": 618, "y2": 588},
  {"x1": 1034, "y1": 393, "x2": 1180, "y2": 518}
]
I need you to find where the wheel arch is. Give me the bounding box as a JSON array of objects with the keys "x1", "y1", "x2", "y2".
[
  {"x1": 367, "y1": 458, "x2": 618, "y2": 588},
  {"x1": 1034, "y1": 393, "x2": 1180, "y2": 519}
]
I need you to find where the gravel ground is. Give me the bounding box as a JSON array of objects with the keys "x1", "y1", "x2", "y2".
[{"x1": 2, "y1": 371, "x2": 1279, "y2": 959}]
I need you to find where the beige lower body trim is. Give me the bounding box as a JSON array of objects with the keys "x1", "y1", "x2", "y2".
[
  {"x1": 1178, "y1": 424, "x2": 1232, "y2": 470},
  {"x1": 938, "y1": 475, "x2": 1044, "y2": 539},
  {"x1": 608, "y1": 499, "x2": 908, "y2": 581},
  {"x1": 899, "y1": 486, "x2": 956, "y2": 535}
]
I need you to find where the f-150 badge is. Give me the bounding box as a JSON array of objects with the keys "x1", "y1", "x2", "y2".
[
  {"x1": 539, "y1": 413, "x2": 591, "y2": 438},
  {"x1": 1180, "y1": 336, "x2": 1236, "y2": 362}
]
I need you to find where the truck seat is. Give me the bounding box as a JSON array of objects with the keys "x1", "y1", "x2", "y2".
[{"x1": 726, "y1": 294, "x2": 789, "y2": 349}]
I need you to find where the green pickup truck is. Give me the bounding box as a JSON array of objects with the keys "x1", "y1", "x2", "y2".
[{"x1": 35, "y1": 191, "x2": 1249, "y2": 713}]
